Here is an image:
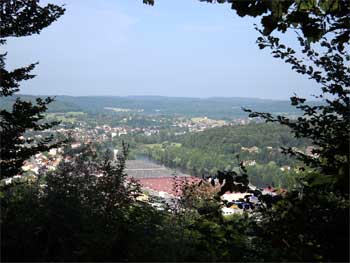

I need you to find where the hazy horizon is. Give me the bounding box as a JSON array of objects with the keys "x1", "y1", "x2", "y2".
[
  {"x1": 16, "y1": 93, "x2": 304, "y2": 102},
  {"x1": 6, "y1": 0, "x2": 320, "y2": 100}
]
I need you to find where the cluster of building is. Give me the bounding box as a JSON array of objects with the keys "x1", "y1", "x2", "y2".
[
  {"x1": 3, "y1": 148, "x2": 64, "y2": 185},
  {"x1": 21, "y1": 148, "x2": 63, "y2": 175},
  {"x1": 53, "y1": 124, "x2": 161, "y2": 146},
  {"x1": 220, "y1": 186, "x2": 283, "y2": 216},
  {"x1": 4, "y1": 115, "x2": 301, "y2": 217},
  {"x1": 6, "y1": 138, "x2": 284, "y2": 218},
  {"x1": 124, "y1": 160, "x2": 200, "y2": 210},
  {"x1": 47, "y1": 115, "x2": 257, "y2": 147},
  {"x1": 124, "y1": 160, "x2": 282, "y2": 216},
  {"x1": 173, "y1": 117, "x2": 228, "y2": 133}
]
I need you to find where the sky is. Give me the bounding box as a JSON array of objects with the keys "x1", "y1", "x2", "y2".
[{"x1": 5, "y1": 0, "x2": 320, "y2": 100}]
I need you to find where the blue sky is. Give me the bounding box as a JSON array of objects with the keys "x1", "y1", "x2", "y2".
[{"x1": 5, "y1": 0, "x2": 319, "y2": 99}]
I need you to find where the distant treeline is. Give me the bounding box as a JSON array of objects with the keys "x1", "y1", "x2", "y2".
[{"x1": 0, "y1": 95, "x2": 309, "y2": 119}]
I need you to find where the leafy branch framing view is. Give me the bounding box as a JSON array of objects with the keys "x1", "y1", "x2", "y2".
[{"x1": 1, "y1": 0, "x2": 349, "y2": 261}]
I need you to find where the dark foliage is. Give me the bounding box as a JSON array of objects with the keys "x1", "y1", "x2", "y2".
[
  {"x1": 245, "y1": 32, "x2": 350, "y2": 196},
  {"x1": 1, "y1": 145, "x2": 251, "y2": 261},
  {"x1": 0, "y1": 0, "x2": 65, "y2": 179},
  {"x1": 1, "y1": 145, "x2": 137, "y2": 261},
  {"x1": 241, "y1": 22, "x2": 349, "y2": 260}
]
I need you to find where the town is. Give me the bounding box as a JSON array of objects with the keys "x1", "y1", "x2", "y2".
[{"x1": 5, "y1": 111, "x2": 313, "y2": 217}]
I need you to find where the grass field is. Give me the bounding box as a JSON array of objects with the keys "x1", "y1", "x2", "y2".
[{"x1": 45, "y1": 112, "x2": 86, "y2": 123}]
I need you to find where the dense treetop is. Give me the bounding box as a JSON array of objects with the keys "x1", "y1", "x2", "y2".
[{"x1": 0, "y1": 0, "x2": 65, "y2": 41}]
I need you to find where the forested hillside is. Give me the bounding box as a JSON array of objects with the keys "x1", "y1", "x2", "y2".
[
  {"x1": 177, "y1": 123, "x2": 309, "y2": 150},
  {"x1": 0, "y1": 95, "x2": 306, "y2": 118},
  {"x1": 135, "y1": 123, "x2": 310, "y2": 189}
]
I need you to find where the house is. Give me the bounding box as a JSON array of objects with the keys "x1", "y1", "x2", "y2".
[
  {"x1": 22, "y1": 162, "x2": 39, "y2": 174},
  {"x1": 243, "y1": 160, "x2": 256, "y2": 166},
  {"x1": 280, "y1": 165, "x2": 291, "y2": 172},
  {"x1": 262, "y1": 186, "x2": 277, "y2": 196},
  {"x1": 221, "y1": 206, "x2": 243, "y2": 216},
  {"x1": 221, "y1": 192, "x2": 249, "y2": 202},
  {"x1": 49, "y1": 148, "x2": 57, "y2": 156},
  {"x1": 71, "y1": 142, "x2": 81, "y2": 149},
  {"x1": 136, "y1": 193, "x2": 149, "y2": 202},
  {"x1": 241, "y1": 146, "x2": 259, "y2": 153},
  {"x1": 305, "y1": 146, "x2": 319, "y2": 158}
]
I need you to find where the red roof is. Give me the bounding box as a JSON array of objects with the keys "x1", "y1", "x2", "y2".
[{"x1": 136, "y1": 176, "x2": 201, "y2": 196}]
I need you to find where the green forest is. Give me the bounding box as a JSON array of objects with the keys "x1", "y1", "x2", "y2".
[{"x1": 133, "y1": 123, "x2": 309, "y2": 189}]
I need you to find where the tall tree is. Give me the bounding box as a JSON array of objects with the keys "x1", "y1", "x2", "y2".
[{"x1": 0, "y1": 0, "x2": 65, "y2": 179}]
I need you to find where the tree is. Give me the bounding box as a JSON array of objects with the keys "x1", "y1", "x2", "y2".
[
  {"x1": 1, "y1": 144, "x2": 141, "y2": 261},
  {"x1": 0, "y1": 0, "x2": 65, "y2": 179},
  {"x1": 246, "y1": 32, "x2": 349, "y2": 195},
  {"x1": 243, "y1": 22, "x2": 349, "y2": 262}
]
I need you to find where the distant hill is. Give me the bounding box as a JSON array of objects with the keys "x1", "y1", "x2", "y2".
[
  {"x1": 0, "y1": 95, "x2": 82, "y2": 113},
  {"x1": 0, "y1": 94, "x2": 311, "y2": 119}
]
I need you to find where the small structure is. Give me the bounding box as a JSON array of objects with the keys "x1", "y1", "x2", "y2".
[{"x1": 221, "y1": 206, "x2": 243, "y2": 216}]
